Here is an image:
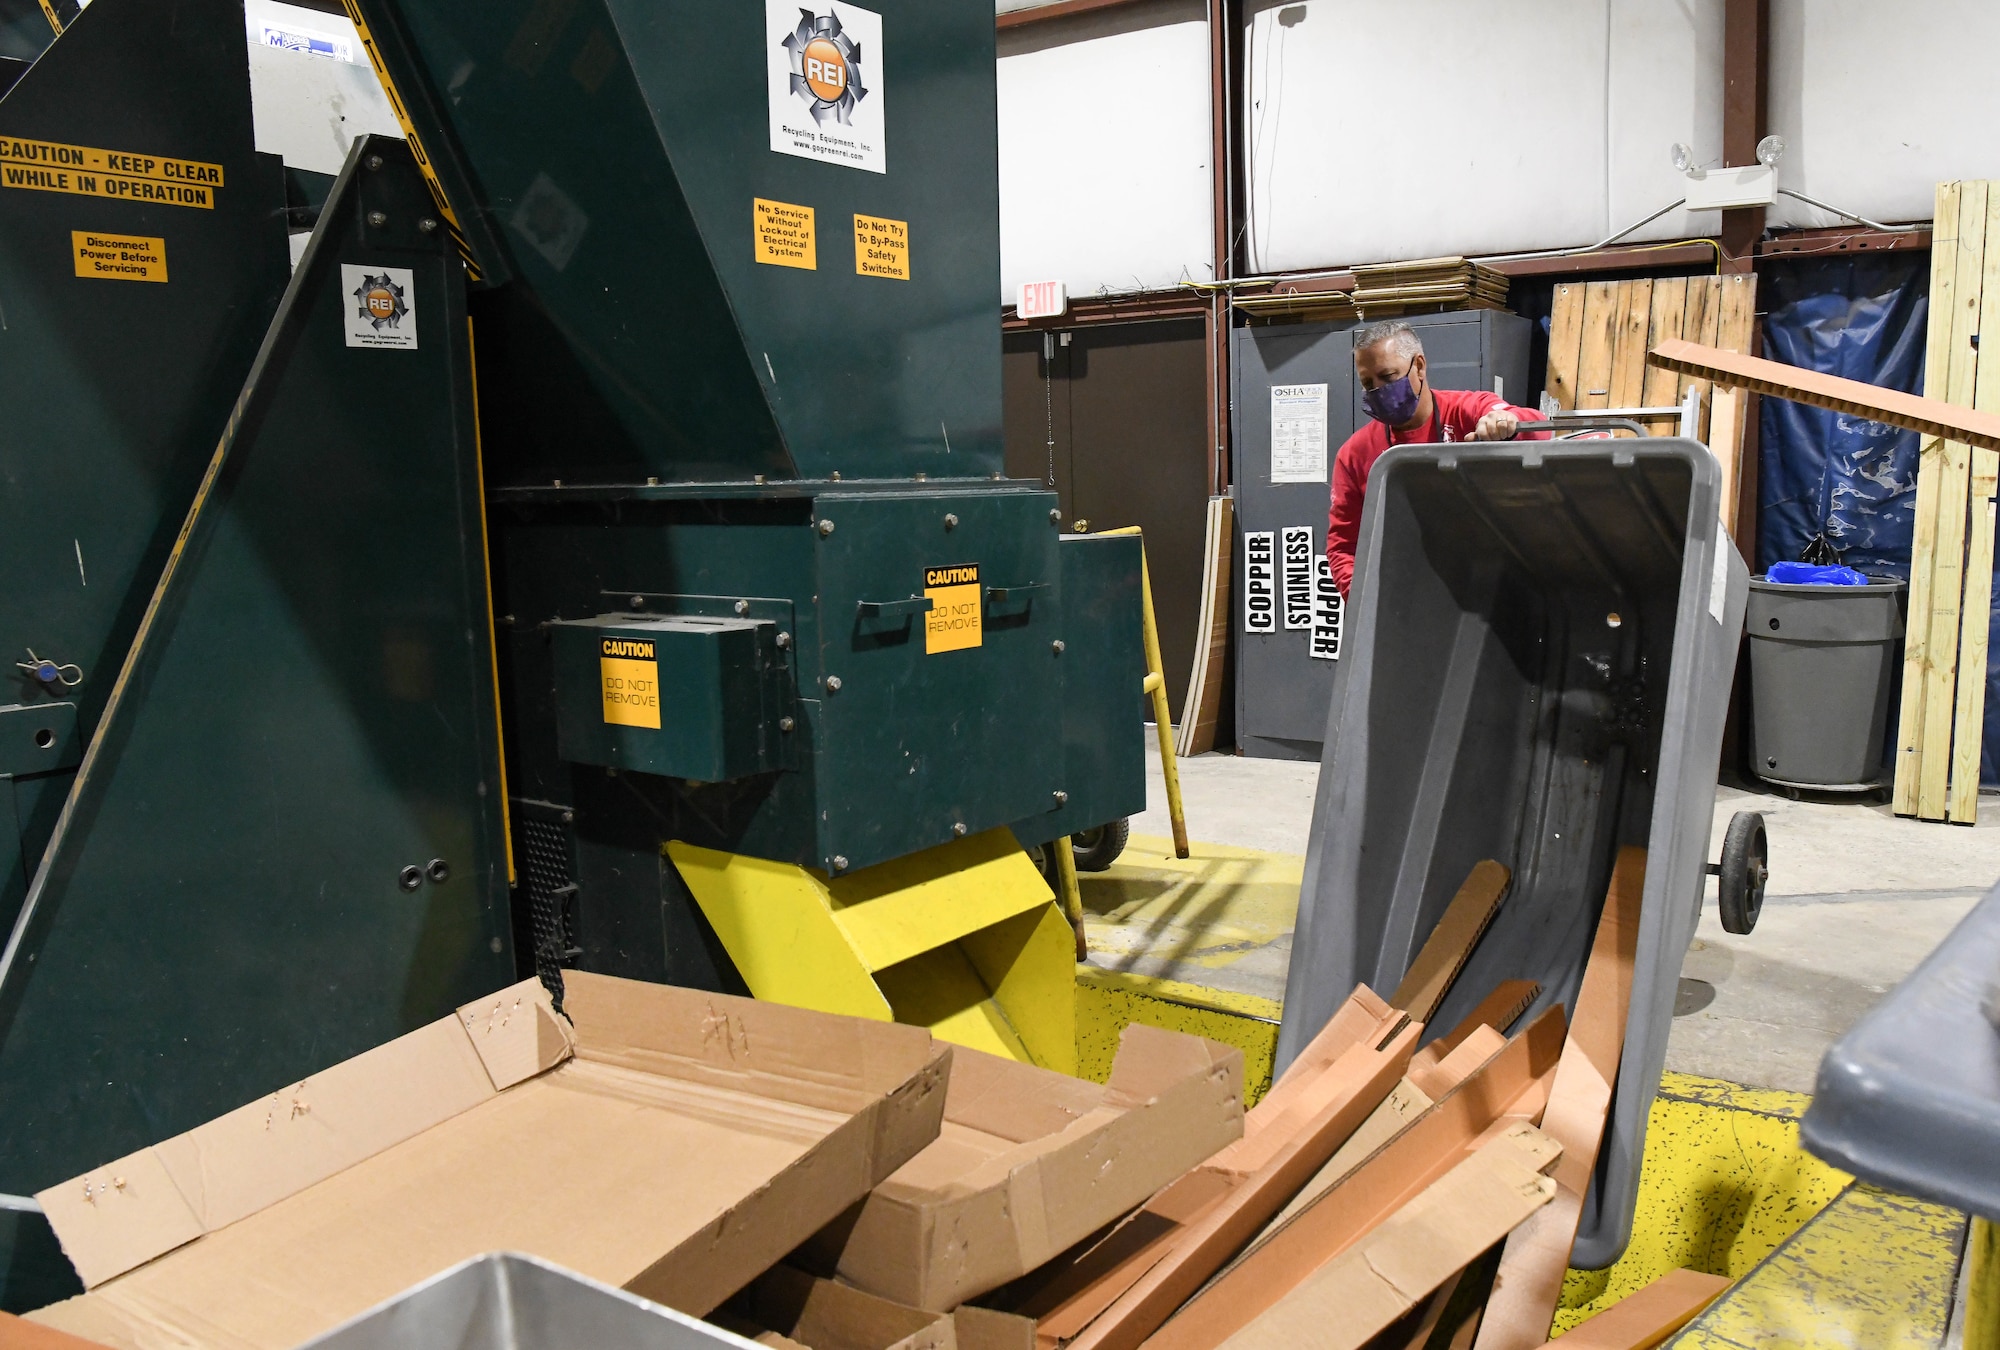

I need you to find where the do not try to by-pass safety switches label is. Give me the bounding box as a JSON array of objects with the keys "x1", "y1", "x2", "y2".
[
  {"x1": 600, "y1": 636, "x2": 661, "y2": 729},
  {"x1": 754, "y1": 197, "x2": 816, "y2": 269},
  {"x1": 924, "y1": 563, "x2": 981, "y2": 655},
  {"x1": 0, "y1": 135, "x2": 223, "y2": 208},
  {"x1": 853, "y1": 213, "x2": 907, "y2": 279},
  {"x1": 72, "y1": 231, "x2": 165, "y2": 282}
]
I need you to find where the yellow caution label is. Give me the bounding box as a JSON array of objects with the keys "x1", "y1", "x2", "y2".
[
  {"x1": 599, "y1": 636, "x2": 661, "y2": 728},
  {"x1": 0, "y1": 137, "x2": 222, "y2": 209},
  {"x1": 924, "y1": 563, "x2": 982, "y2": 654},
  {"x1": 754, "y1": 197, "x2": 816, "y2": 270},
  {"x1": 36, "y1": 0, "x2": 61, "y2": 35},
  {"x1": 72, "y1": 231, "x2": 167, "y2": 282},
  {"x1": 853, "y1": 213, "x2": 908, "y2": 280}
]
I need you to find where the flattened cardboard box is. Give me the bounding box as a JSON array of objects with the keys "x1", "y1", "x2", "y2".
[
  {"x1": 813, "y1": 1025, "x2": 1244, "y2": 1311},
  {"x1": 26, "y1": 972, "x2": 951, "y2": 1350}
]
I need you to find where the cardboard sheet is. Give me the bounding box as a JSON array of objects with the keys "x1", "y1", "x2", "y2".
[
  {"x1": 1474, "y1": 848, "x2": 1645, "y2": 1350},
  {"x1": 821, "y1": 1025, "x2": 1243, "y2": 1311},
  {"x1": 1389, "y1": 861, "x2": 1512, "y2": 1024},
  {"x1": 1212, "y1": 1126, "x2": 1561, "y2": 1349},
  {"x1": 1144, "y1": 1006, "x2": 1567, "y2": 1350},
  {"x1": 28, "y1": 974, "x2": 951, "y2": 1350},
  {"x1": 1532, "y1": 1268, "x2": 1729, "y2": 1349}
]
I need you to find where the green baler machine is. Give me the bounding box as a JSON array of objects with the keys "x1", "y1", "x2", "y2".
[{"x1": 0, "y1": 0, "x2": 1144, "y2": 1291}]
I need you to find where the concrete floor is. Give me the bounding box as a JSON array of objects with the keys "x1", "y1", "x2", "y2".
[{"x1": 1118, "y1": 736, "x2": 2000, "y2": 1093}]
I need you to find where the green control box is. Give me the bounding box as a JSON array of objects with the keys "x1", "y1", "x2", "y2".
[{"x1": 551, "y1": 614, "x2": 793, "y2": 782}]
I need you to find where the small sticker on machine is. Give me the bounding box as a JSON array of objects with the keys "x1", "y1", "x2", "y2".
[
  {"x1": 600, "y1": 636, "x2": 661, "y2": 728},
  {"x1": 924, "y1": 562, "x2": 981, "y2": 654},
  {"x1": 342, "y1": 264, "x2": 417, "y2": 349},
  {"x1": 72, "y1": 231, "x2": 166, "y2": 282}
]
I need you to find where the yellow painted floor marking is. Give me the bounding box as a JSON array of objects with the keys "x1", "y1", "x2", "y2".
[
  {"x1": 1668, "y1": 1183, "x2": 1966, "y2": 1349},
  {"x1": 1079, "y1": 834, "x2": 1301, "y2": 992}
]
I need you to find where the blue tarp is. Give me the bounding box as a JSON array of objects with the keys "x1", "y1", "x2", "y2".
[{"x1": 1758, "y1": 254, "x2": 2000, "y2": 785}]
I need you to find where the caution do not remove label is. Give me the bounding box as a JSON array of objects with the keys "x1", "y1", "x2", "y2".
[
  {"x1": 853, "y1": 213, "x2": 908, "y2": 280},
  {"x1": 72, "y1": 230, "x2": 166, "y2": 282},
  {"x1": 599, "y1": 636, "x2": 661, "y2": 729},
  {"x1": 754, "y1": 197, "x2": 816, "y2": 270},
  {"x1": 924, "y1": 562, "x2": 981, "y2": 655}
]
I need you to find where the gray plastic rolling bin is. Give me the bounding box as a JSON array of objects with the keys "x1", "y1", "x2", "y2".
[
  {"x1": 1800, "y1": 881, "x2": 2000, "y2": 1219},
  {"x1": 1745, "y1": 576, "x2": 1904, "y2": 790},
  {"x1": 300, "y1": 1253, "x2": 757, "y2": 1350},
  {"x1": 1275, "y1": 438, "x2": 1748, "y2": 1269}
]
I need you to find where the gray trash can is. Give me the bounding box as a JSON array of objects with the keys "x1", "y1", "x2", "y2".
[
  {"x1": 1746, "y1": 577, "x2": 1905, "y2": 790},
  {"x1": 1277, "y1": 437, "x2": 1747, "y2": 1269}
]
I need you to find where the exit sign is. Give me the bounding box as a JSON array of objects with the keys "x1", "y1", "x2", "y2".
[{"x1": 1017, "y1": 279, "x2": 1067, "y2": 320}]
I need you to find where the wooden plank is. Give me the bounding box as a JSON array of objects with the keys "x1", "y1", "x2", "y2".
[
  {"x1": 1389, "y1": 860, "x2": 1512, "y2": 1024},
  {"x1": 1211, "y1": 1127, "x2": 1563, "y2": 1350},
  {"x1": 1144, "y1": 1007, "x2": 1568, "y2": 1350},
  {"x1": 1574, "y1": 281, "x2": 1621, "y2": 411},
  {"x1": 1408, "y1": 979, "x2": 1542, "y2": 1077},
  {"x1": 1644, "y1": 340, "x2": 2000, "y2": 453},
  {"x1": 1639, "y1": 278, "x2": 1689, "y2": 435},
  {"x1": 1060, "y1": 1022, "x2": 1419, "y2": 1350},
  {"x1": 1897, "y1": 181, "x2": 1966, "y2": 817},
  {"x1": 1176, "y1": 496, "x2": 1232, "y2": 757},
  {"x1": 1715, "y1": 273, "x2": 1757, "y2": 353},
  {"x1": 1545, "y1": 283, "x2": 1587, "y2": 411},
  {"x1": 1709, "y1": 385, "x2": 1745, "y2": 537},
  {"x1": 1532, "y1": 1268, "x2": 1730, "y2": 1349},
  {"x1": 1951, "y1": 185, "x2": 2000, "y2": 825},
  {"x1": 1015, "y1": 989, "x2": 1395, "y2": 1338},
  {"x1": 1681, "y1": 278, "x2": 1720, "y2": 441},
  {"x1": 1918, "y1": 179, "x2": 1989, "y2": 821},
  {"x1": 1607, "y1": 278, "x2": 1655, "y2": 418},
  {"x1": 1472, "y1": 846, "x2": 1647, "y2": 1350}
]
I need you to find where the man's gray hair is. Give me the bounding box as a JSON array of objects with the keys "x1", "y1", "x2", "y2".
[{"x1": 1353, "y1": 320, "x2": 1422, "y2": 359}]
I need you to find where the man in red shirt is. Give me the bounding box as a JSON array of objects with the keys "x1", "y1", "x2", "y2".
[{"x1": 1326, "y1": 320, "x2": 1549, "y2": 596}]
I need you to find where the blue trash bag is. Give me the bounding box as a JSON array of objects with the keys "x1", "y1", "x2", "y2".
[{"x1": 1766, "y1": 561, "x2": 1870, "y2": 586}]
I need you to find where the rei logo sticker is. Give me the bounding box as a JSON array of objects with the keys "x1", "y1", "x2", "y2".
[{"x1": 342, "y1": 264, "x2": 416, "y2": 349}]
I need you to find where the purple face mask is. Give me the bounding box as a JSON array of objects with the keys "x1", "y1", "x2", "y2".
[{"x1": 1362, "y1": 367, "x2": 1422, "y2": 426}]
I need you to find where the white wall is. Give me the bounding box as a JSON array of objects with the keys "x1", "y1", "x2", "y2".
[
  {"x1": 997, "y1": 0, "x2": 1214, "y2": 301},
  {"x1": 243, "y1": 0, "x2": 402, "y2": 178},
  {"x1": 1770, "y1": 0, "x2": 2000, "y2": 228}
]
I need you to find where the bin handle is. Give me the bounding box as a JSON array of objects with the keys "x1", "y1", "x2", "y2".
[{"x1": 1513, "y1": 418, "x2": 1650, "y2": 438}]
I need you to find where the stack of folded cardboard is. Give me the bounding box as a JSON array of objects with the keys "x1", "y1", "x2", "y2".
[{"x1": 1349, "y1": 256, "x2": 1511, "y2": 319}]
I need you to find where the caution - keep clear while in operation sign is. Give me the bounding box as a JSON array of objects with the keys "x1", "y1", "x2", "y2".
[{"x1": 600, "y1": 636, "x2": 661, "y2": 728}]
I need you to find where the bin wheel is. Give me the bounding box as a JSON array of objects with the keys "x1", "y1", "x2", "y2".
[
  {"x1": 1071, "y1": 818, "x2": 1131, "y2": 872},
  {"x1": 1718, "y1": 811, "x2": 1768, "y2": 935},
  {"x1": 1024, "y1": 839, "x2": 1055, "y2": 886}
]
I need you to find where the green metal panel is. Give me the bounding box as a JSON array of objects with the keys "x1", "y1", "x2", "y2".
[
  {"x1": 0, "y1": 137, "x2": 513, "y2": 1195},
  {"x1": 0, "y1": 0, "x2": 290, "y2": 934},
  {"x1": 551, "y1": 614, "x2": 793, "y2": 781},
  {"x1": 355, "y1": 0, "x2": 1002, "y2": 485},
  {"x1": 1014, "y1": 533, "x2": 1147, "y2": 847}
]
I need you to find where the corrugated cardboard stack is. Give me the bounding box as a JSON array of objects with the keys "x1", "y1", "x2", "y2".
[
  {"x1": 1349, "y1": 256, "x2": 1510, "y2": 319},
  {"x1": 3, "y1": 855, "x2": 1728, "y2": 1350}
]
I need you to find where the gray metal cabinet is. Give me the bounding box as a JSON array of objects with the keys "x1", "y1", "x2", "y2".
[{"x1": 1232, "y1": 310, "x2": 1531, "y2": 759}]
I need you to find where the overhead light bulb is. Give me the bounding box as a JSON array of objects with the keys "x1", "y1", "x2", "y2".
[
  {"x1": 1756, "y1": 134, "x2": 1786, "y2": 167},
  {"x1": 1670, "y1": 143, "x2": 1695, "y2": 174}
]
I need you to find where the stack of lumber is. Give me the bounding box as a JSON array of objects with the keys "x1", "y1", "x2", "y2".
[
  {"x1": 1349, "y1": 257, "x2": 1509, "y2": 318},
  {"x1": 958, "y1": 846, "x2": 1731, "y2": 1350},
  {"x1": 1894, "y1": 180, "x2": 2000, "y2": 825},
  {"x1": 1542, "y1": 275, "x2": 1758, "y2": 535}
]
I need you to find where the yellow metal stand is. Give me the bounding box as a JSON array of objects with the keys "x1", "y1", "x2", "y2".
[
  {"x1": 668, "y1": 828, "x2": 1076, "y2": 1073},
  {"x1": 1969, "y1": 1216, "x2": 2000, "y2": 1350},
  {"x1": 1093, "y1": 526, "x2": 1189, "y2": 858},
  {"x1": 1052, "y1": 833, "x2": 1087, "y2": 959}
]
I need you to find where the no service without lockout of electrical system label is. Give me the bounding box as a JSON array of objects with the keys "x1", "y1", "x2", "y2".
[
  {"x1": 599, "y1": 636, "x2": 661, "y2": 729},
  {"x1": 755, "y1": 197, "x2": 817, "y2": 269},
  {"x1": 1242, "y1": 532, "x2": 1276, "y2": 634},
  {"x1": 924, "y1": 562, "x2": 981, "y2": 654},
  {"x1": 767, "y1": 0, "x2": 885, "y2": 174},
  {"x1": 0, "y1": 135, "x2": 223, "y2": 208},
  {"x1": 72, "y1": 231, "x2": 165, "y2": 282}
]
